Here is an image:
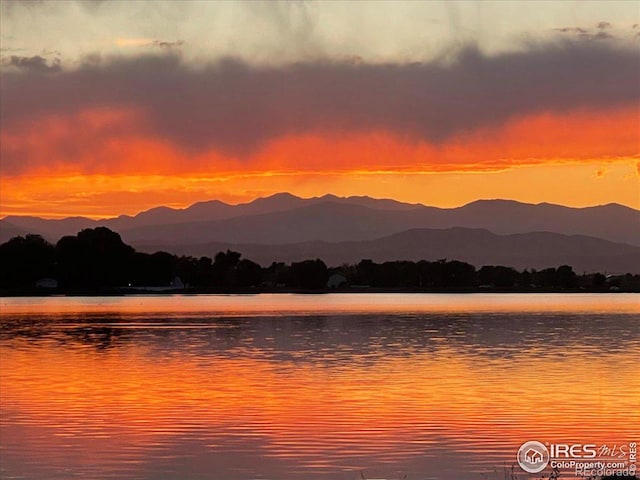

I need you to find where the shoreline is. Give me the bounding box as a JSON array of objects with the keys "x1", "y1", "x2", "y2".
[{"x1": 1, "y1": 286, "x2": 636, "y2": 297}]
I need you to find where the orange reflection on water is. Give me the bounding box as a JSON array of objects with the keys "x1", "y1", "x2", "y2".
[
  {"x1": 1, "y1": 335, "x2": 638, "y2": 460},
  {"x1": 1, "y1": 294, "x2": 638, "y2": 479},
  {"x1": 1, "y1": 293, "x2": 639, "y2": 316}
]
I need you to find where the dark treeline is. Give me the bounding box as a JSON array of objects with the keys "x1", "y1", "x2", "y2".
[
  {"x1": 0, "y1": 228, "x2": 327, "y2": 291},
  {"x1": 1, "y1": 227, "x2": 638, "y2": 293}
]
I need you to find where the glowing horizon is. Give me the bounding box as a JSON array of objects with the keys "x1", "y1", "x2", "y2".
[{"x1": 2, "y1": 169, "x2": 639, "y2": 221}]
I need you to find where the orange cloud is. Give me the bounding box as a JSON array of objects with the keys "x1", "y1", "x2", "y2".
[
  {"x1": 1, "y1": 105, "x2": 638, "y2": 217},
  {"x1": 2, "y1": 105, "x2": 638, "y2": 176},
  {"x1": 1, "y1": 107, "x2": 192, "y2": 176}
]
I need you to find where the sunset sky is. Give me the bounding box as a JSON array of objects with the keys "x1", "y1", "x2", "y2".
[{"x1": 1, "y1": 0, "x2": 639, "y2": 218}]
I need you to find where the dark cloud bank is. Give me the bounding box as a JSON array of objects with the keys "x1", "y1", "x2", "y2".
[{"x1": 1, "y1": 40, "x2": 639, "y2": 161}]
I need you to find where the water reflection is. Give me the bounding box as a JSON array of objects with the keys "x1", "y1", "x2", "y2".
[{"x1": 1, "y1": 294, "x2": 639, "y2": 480}]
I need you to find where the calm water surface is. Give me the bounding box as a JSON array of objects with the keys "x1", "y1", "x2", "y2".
[{"x1": 1, "y1": 294, "x2": 638, "y2": 480}]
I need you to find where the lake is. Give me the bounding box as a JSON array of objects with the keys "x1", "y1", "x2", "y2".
[{"x1": 1, "y1": 294, "x2": 638, "y2": 480}]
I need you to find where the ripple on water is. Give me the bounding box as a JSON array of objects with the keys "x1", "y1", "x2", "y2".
[{"x1": 1, "y1": 294, "x2": 638, "y2": 480}]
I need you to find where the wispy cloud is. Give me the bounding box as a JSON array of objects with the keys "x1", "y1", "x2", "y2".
[
  {"x1": 554, "y1": 27, "x2": 588, "y2": 34},
  {"x1": 151, "y1": 40, "x2": 184, "y2": 49},
  {"x1": 552, "y1": 21, "x2": 630, "y2": 41}
]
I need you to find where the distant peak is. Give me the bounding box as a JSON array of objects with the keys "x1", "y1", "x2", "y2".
[
  {"x1": 146, "y1": 206, "x2": 176, "y2": 212},
  {"x1": 238, "y1": 192, "x2": 306, "y2": 209},
  {"x1": 263, "y1": 192, "x2": 301, "y2": 200},
  {"x1": 133, "y1": 205, "x2": 179, "y2": 218},
  {"x1": 536, "y1": 201, "x2": 571, "y2": 208},
  {"x1": 464, "y1": 199, "x2": 530, "y2": 207},
  {"x1": 188, "y1": 199, "x2": 229, "y2": 209},
  {"x1": 593, "y1": 202, "x2": 628, "y2": 209}
]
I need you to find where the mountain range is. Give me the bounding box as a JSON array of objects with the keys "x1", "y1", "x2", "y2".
[{"x1": 2, "y1": 193, "x2": 639, "y2": 273}]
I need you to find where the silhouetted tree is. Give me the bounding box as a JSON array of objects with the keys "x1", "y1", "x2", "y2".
[
  {"x1": 556, "y1": 265, "x2": 578, "y2": 289},
  {"x1": 530, "y1": 266, "x2": 577, "y2": 289},
  {"x1": 175, "y1": 255, "x2": 198, "y2": 287},
  {"x1": 56, "y1": 227, "x2": 134, "y2": 288},
  {"x1": 592, "y1": 272, "x2": 607, "y2": 289},
  {"x1": 0, "y1": 234, "x2": 55, "y2": 288},
  {"x1": 518, "y1": 269, "x2": 533, "y2": 289},
  {"x1": 264, "y1": 262, "x2": 292, "y2": 286},
  {"x1": 212, "y1": 250, "x2": 241, "y2": 286},
  {"x1": 235, "y1": 259, "x2": 263, "y2": 287},
  {"x1": 533, "y1": 267, "x2": 558, "y2": 289},
  {"x1": 290, "y1": 259, "x2": 328, "y2": 289},
  {"x1": 479, "y1": 265, "x2": 519, "y2": 288},
  {"x1": 129, "y1": 251, "x2": 176, "y2": 286},
  {"x1": 354, "y1": 259, "x2": 376, "y2": 286},
  {"x1": 195, "y1": 256, "x2": 215, "y2": 286},
  {"x1": 442, "y1": 260, "x2": 477, "y2": 287}
]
